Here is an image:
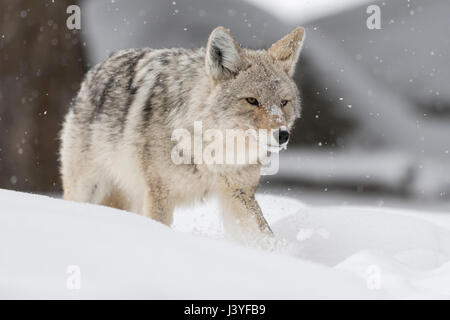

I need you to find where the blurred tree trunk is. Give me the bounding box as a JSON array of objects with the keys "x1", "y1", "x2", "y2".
[{"x1": 0, "y1": 0, "x2": 86, "y2": 192}]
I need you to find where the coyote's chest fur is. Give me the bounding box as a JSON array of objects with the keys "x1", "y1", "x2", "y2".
[{"x1": 60, "y1": 26, "x2": 305, "y2": 245}]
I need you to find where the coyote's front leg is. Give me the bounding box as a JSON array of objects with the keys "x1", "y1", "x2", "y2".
[
  {"x1": 218, "y1": 179, "x2": 273, "y2": 245},
  {"x1": 143, "y1": 180, "x2": 174, "y2": 226}
]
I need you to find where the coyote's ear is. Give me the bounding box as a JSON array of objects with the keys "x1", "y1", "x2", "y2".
[
  {"x1": 268, "y1": 27, "x2": 305, "y2": 77},
  {"x1": 205, "y1": 27, "x2": 249, "y2": 80}
]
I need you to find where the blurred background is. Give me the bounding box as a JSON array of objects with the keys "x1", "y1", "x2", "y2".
[{"x1": 0, "y1": 0, "x2": 449, "y2": 211}]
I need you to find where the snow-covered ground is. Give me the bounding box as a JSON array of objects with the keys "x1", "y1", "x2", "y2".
[{"x1": 1, "y1": 188, "x2": 450, "y2": 299}]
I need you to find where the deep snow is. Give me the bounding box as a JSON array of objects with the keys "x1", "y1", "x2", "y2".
[{"x1": 1, "y1": 188, "x2": 450, "y2": 299}]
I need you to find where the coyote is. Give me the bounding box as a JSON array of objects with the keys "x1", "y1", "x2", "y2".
[{"x1": 60, "y1": 26, "x2": 305, "y2": 244}]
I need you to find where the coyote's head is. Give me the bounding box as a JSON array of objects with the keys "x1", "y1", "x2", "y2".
[{"x1": 204, "y1": 26, "x2": 305, "y2": 152}]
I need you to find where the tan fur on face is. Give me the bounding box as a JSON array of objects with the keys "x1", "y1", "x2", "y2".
[
  {"x1": 215, "y1": 48, "x2": 301, "y2": 134},
  {"x1": 252, "y1": 106, "x2": 286, "y2": 131}
]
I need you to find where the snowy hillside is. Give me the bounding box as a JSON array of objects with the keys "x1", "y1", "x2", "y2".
[{"x1": 1, "y1": 188, "x2": 450, "y2": 299}]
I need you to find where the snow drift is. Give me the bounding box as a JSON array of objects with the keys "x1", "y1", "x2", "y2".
[{"x1": 1, "y1": 188, "x2": 450, "y2": 299}]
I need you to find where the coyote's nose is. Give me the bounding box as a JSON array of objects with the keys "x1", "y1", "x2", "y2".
[{"x1": 275, "y1": 130, "x2": 290, "y2": 145}]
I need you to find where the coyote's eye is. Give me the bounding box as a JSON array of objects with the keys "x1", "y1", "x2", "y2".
[
  {"x1": 245, "y1": 97, "x2": 259, "y2": 106},
  {"x1": 281, "y1": 100, "x2": 289, "y2": 107}
]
